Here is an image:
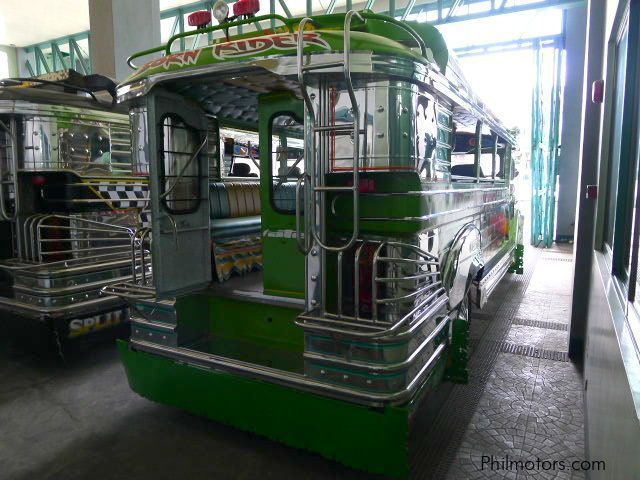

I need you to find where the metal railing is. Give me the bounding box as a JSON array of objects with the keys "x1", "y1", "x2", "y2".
[
  {"x1": 18, "y1": 214, "x2": 136, "y2": 264},
  {"x1": 100, "y1": 225, "x2": 156, "y2": 301},
  {"x1": 297, "y1": 240, "x2": 447, "y2": 339}
]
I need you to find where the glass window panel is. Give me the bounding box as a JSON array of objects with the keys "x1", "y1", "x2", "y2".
[
  {"x1": 451, "y1": 119, "x2": 478, "y2": 179},
  {"x1": 270, "y1": 114, "x2": 304, "y2": 213},
  {"x1": 220, "y1": 128, "x2": 260, "y2": 178},
  {"x1": 604, "y1": 25, "x2": 629, "y2": 249}
]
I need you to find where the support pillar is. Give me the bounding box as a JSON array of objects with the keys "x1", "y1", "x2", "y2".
[
  {"x1": 88, "y1": 0, "x2": 161, "y2": 82},
  {"x1": 556, "y1": 6, "x2": 588, "y2": 243},
  {"x1": 569, "y1": 0, "x2": 606, "y2": 365}
]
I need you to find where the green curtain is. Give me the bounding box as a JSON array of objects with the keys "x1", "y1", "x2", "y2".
[{"x1": 530, "y1": 43, "x2": 563, "y2": 248}]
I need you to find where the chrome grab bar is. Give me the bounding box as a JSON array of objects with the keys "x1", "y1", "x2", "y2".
[
  {"x1": 0, "y1": 117, "x2": 19, "y2": 221},
  {"x1": 131, "y1": 227, "x2": 152, "y2": 285},
  {"x1": 35, "y1": 215, "x2": 134, "y2": 263},
  {"x1": 294, "y1": 174, "x2": 311, "y2": 254},
  {"x1": 371, "y1": 241, "x2": 439, "y2": 321},
  {"x1": 359, "y1": 11, "x2": 428, "y2": 59}
]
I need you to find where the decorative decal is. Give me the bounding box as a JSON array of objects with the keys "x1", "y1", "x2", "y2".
[
  {"x1": 68, "y1": 309, "x2": 126, "y2": 338},
  {"x1": 136, "y1": 50, "x2": 203, "y2": 75},
  {"x1": 212, "y1": 32, "x2": 330, "y2": 60}
]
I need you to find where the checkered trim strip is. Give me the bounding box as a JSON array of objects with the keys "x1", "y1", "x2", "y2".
[{"x1": 94, "y1": 182, "x2": 149, "y2": 209}]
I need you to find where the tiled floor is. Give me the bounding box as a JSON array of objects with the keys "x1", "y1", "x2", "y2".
[{"x1": 446, "y1": 244, "x2": 585, "y2": 480}]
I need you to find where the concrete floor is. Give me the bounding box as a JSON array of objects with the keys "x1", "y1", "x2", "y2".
[{"x1": 0, "y1": 244, "x2": 583, "y2": 480}]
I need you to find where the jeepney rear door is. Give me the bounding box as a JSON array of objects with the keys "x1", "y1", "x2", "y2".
[{"x1": 146, "y1": 90, "x2": 212, "y2": 296}]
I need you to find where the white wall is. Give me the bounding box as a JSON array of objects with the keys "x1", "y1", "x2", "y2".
[{"x1": 0, "y1": 45, "x2": 18, "y2": 78}]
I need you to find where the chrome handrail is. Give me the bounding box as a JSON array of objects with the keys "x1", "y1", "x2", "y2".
[
  {"x1": 101, "y1": 282, "x2": 157, "y2": 301},
  {"x1": 325, "y1": 239, "x2": 443, "y2": 330}
]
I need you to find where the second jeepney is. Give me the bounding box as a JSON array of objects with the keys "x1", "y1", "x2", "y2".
[{"x1": 0, "y1": 73, "x2": 148, "y2": 351}]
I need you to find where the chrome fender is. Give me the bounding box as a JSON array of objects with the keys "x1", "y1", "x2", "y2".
[{"x1": 441, "y1": 223, "x2": 484, "y2": 310}]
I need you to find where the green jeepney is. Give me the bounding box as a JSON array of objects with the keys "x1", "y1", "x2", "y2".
[{"x1": 109, "y1": 6, "x2": 522, "y2": 477}]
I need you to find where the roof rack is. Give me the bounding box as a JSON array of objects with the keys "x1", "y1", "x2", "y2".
[
  {"x1": 0, "y1": 70, "x2": 118, "y2": 105},
  {"x1": 127, "y1": 13, "x2": 294, "y2": 69},
  {"x1": 126, "y1": 10, "x2": 429, "y2": 71}
]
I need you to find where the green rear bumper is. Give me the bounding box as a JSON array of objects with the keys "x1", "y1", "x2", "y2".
[{"x1": 118, "y1": 340, "x2": 445, "y2": 477}]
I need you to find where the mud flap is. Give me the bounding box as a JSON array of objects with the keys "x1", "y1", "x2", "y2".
[{"x1": 444, "y1": 300, "x2": 470, "y2": 384}]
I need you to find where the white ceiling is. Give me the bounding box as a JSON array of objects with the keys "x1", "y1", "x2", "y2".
[
  {"x1": 0, "y1": 0, "x2": 90, "y2": 46},
  {"x1": 0, "y1": 0, "x2": 348, "y2": 47}
]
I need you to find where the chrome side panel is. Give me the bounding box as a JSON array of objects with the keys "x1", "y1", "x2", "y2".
[
  {"x1": 469, "y1": 244, "x2": 514, "y2": 309},
  {"x1": 14, "y1": 110, "x2": 131, "y2": 176}
]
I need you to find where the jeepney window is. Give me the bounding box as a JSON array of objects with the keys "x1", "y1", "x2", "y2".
[
  {"x1": 451, "y1": 129, "x2": 478, "y2": 179},
  {"x1": 478, "y1": 132, "x2": 507, "y2": 181},
  {"x1": 220, "y1": 128, "x2": 260, "y2": 178},
  {"x1": 495, "y1": 137, "x2": 509, "y2": 181},
  {"x1": 270, "y1": 113, "x2": 304, "y2": 213},
  {"x1": 159, "y1": 114, "x2": 202, "y2": 214},
  {"x1": 505, "y1": 144, "x2": 515, "y2": 180},
  {"x1": 479, "y1": 153, "x2": 494, "y2": 179}
]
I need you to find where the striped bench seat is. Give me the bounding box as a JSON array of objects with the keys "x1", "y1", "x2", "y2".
[{"x1": 209, "y1": 182, "x2": 262, "y2": 281}]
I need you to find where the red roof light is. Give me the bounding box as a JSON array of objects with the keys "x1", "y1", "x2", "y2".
[
  {"x1": 233, "y1": 0, "x2": 260, "y2": 16},
  {"x1": 188, "y1": 10, "x2": 212, "y2": 28}
]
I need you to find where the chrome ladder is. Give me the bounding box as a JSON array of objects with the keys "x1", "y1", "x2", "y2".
[{"x1": 295, "y1": 10, "x2": 365, "y2": 255}]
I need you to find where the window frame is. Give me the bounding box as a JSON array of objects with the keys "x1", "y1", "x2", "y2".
[
  {"x1": 157, "y1": 112, "x2": 204, "y2": 216},
  {"x1": 596, "y1": 0, "x2": 640, "y2": 312}
]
